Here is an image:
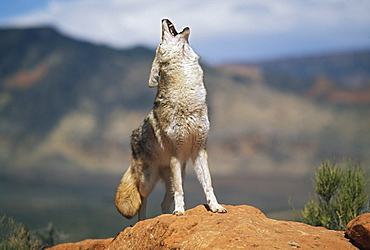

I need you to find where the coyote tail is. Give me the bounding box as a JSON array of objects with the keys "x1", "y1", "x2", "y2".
[{"x1": 115, "y1": 167, "x2": 141, "y2": 219}]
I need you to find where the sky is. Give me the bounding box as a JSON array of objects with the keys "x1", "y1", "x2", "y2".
[{"x1": 0, "y1": 0, "x2": 369, "y2": 63}]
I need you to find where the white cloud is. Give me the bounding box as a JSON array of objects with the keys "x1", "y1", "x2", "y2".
[{"x1": 1, "y1": 0, "x2": 369, "y2": 61}]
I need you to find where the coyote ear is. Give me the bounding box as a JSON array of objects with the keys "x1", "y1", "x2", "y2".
[
  {"x1": 181, "y1": 27, "x2": 190, "y2": 42},
  {"x1": 148, "y1": 57, "x2": 160, "y2": 88}
]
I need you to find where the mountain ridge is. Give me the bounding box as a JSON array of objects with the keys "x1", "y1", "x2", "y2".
[
  {"x1": 219, "y1": 49, "x2": 370, "y2": 104},
  {"x1": 1, "y1": 26, "x2": 369, "y2": 176}
]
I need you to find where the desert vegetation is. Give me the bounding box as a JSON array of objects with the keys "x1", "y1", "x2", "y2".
[
  {"x1": 0, "y1": 215, "x2": 60, "y2": 250},
  {"x1": 300, "y1": 159, "x2": 369, "y2": 230}
]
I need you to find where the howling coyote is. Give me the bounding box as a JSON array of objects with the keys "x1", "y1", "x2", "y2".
[{"x1": 115, "y1": 19, "x2": 226, "y2": 220}]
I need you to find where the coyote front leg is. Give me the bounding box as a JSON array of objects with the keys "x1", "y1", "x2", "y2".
[
  {"x1": 193, "y1": 149, "x2": 227, "y2": 213},
  {"x1": 170, "y1": 156, "x2": 185, "y2": 215}
]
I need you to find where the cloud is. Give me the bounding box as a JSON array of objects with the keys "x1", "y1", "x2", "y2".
[{"x1": 1, "y1": 0, "x2": 369, "y2": 62}]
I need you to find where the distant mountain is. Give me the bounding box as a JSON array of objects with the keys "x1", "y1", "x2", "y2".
[
  {"x1": 220, "y1": 51, "x2": 370, "y2": 105},
  {"x1": 0, "y1": 27, "x2": 157, "y2": 175},
  {"x1": 1, "y1": 26, "x2": 369, "y2": 178},
  {"x1": 0, "y1": 27, "x2": 155, "y2": 136}
]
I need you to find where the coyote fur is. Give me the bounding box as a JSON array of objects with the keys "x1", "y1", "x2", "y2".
[{"x1": 115, "y1": 19, "x2": 226, "y2": 220}]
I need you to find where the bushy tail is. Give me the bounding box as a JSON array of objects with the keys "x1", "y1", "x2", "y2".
[{"x1": 115, "y1": 166, "x2": 141, "y2": 219}]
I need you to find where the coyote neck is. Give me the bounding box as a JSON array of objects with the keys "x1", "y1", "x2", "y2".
[{"x1": 156, "y1": 62, "x2": 206, "y2": 108}]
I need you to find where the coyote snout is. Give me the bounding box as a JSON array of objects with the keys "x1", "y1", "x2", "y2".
[{"x1": 115, "y1": 19, "x2": 226, "y2": 221}]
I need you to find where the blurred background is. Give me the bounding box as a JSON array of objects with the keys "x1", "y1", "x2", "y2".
[{"x1": 0, "y1": 0, "x2": 369, "y2": 244}]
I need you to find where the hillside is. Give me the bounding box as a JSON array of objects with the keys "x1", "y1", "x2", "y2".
[
  {"x1": 1, "y1": 27, "x2": 369, "y2": 177},
  {"x1": 0, "y1": 26, "x2": 369, "y2": 243},
  {"x1": 220, "y1": 51, "x2": 370, "y2": 104},
  {"x1": 0, "y1": 27, "x2": 155, "y2": 175}
]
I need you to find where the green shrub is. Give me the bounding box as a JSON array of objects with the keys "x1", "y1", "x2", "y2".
[
  {"x1": 0, "y1": 215, "x2": 60, "y2": 250},
  {"x1": 302, "y1": 159, "x2": 369, "y2": 230},
  {"x1": 0, "y1": 215, "x2": 43, "y2": 250}
]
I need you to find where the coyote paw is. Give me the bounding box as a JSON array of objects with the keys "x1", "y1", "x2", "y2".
[
  {"x1": 209, "y1": 204, "x2": 227, "y2": 213},
  {"x1": 173, "y1": 210, "x2": 185, "y2": 216}
]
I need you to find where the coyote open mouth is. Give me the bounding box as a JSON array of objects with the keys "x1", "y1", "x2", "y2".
[
  {"x1": 165, "y1": 19, "x2": 178, "y2": 36},
  {"x1": 163, "y1": 19, "x2": 190, "y2": 39}
]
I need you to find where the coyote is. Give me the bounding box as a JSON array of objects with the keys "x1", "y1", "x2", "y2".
[{"x1": 115, "y1": 19, "x2": 226, "y2": 221}]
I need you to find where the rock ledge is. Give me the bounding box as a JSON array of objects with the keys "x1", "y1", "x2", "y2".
[{"x1": 50, "y1": 205, "x2": 357, "y2": 249}]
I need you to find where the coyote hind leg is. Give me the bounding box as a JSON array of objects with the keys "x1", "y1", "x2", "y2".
[
  {"x1": 138, "y1": 196, "x2": 147, "y2": 221},
  {"x1": 160, "y1": 168, "x2": 173, "y2": 214},
  {"x1": 137, "y1": 162, "x2": 159, "y2": 221},
  {"x1": 193, "y1": 149, "x2": 227, "y2": 213}
]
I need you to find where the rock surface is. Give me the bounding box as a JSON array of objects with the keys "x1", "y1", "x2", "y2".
[
  {"x1": 49, "y1": 205, "x2": 357, "y2": 249},
  {"x1": 48, "y1": 238, "x2": 113, "y2": 250},
  {"x1": 345, "y1": 213, "x2": 370, "y2": 250},
  {"x1": 109, "y1": 205, "x2": 355, "y2": 249}
]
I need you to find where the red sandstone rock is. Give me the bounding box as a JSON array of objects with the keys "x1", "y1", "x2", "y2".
[
  {"x1": 47, "y1": 238, "x2": 113, "y2": 250},
  {"x1": 345, "y1": 213, "x2": 370, "y2": 250},
  {"x1": 48, "y1": 205, "x2": 360, "y2": 249},
  {"x1": 106, "y1": 204, "x2": 355, "y2": 249}
]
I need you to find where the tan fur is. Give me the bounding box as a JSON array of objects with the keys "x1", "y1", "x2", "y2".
[
  {"x1": 115, "y1": 166, "x2": 141, "y2": 219},
  {"x1": 115, "y1": 19, "x2": 226, "y2": 221}
]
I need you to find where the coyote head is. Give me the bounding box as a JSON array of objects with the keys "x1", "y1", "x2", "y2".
[{"x1": 148, "y1": 19, "x2": 200, "y2": 87}]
